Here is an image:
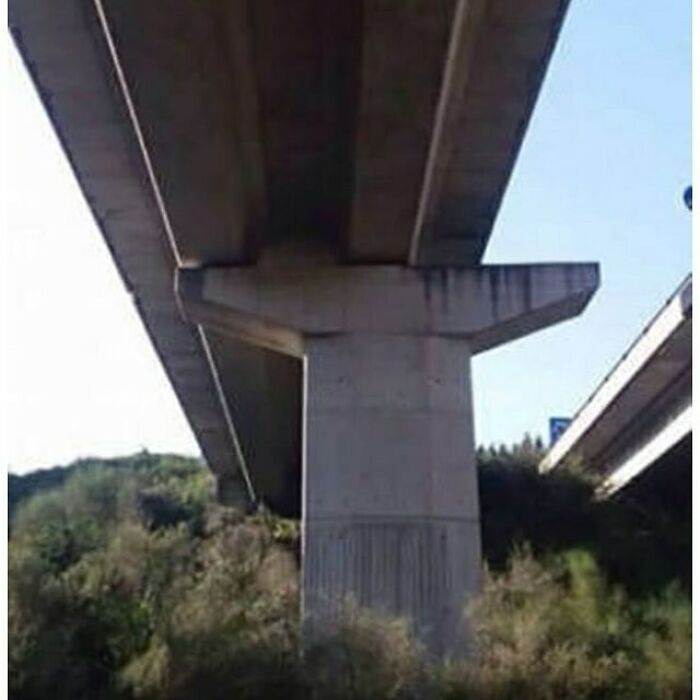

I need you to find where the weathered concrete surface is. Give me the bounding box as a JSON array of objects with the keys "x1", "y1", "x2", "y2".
[
  {"x1": 11, "y1": 0, "x2": 592, "y2": 655},
  {"x1": 413, "y1": 0, "x2": 572, "y2": 265},
  {"x1": 303, "y1": 334, "x2": 480, "y2": 654},
  {"x1": 8, "y1": 0, "x2": 253, "y2": 506},
  {"x1": 206, "y1": 332, "x2": 303, "y2": 517},
  {"x1": 10, "y1": 0, "x2": 576, "y2": 512},
  {"x1": 177, "y1": 263, "x2": 599, "y2": 354},
  {"x1": 176, "y1": 262, "x2": 598, "y2": 653},
  {"x1": 541, "y1": 275, "x2": 691, "y2": 496}
]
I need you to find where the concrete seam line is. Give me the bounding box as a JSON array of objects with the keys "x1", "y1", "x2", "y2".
[
  {"x1": 197, "y1": 327, "x2": 257, "y2": 506},
  {"x1": 92, "y1": 0, "x2": 182, "y2": 268},
  {"x1": 92, "y1": 1, "x2": 256, "y2": 505},
  {"x1": 408, "y1": 0, "x2": 482, "y2": 266}
]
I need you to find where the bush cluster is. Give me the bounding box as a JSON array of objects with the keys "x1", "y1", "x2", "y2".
[{"x1": 8, "y1": 451, "x2": 691, "y2": 699}]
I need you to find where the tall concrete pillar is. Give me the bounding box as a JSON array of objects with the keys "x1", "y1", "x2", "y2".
[
  {"x1": 303, "y1": 333, "x2": 479, "y2": 654},
  {"x1": 176, "y1": 262, "x2": 599, "y2": 655}
]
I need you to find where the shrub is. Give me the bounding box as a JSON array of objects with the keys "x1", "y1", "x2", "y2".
[
  {"x1": 303, "y1": 603, "x2": 429, "y2": 700},
  {"x1": 438, "y1": 548, "x2": 691, "y2": 700},
  {"x1": 8, "y1": 452, "x2": 692, "y2": 700}
]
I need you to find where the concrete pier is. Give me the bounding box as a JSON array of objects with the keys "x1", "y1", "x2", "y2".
[
  {"x1": 303, "y1": 334, "x2": 480, "y2": 654},
  {"x1": 177, "y1": 262, "x2": 599, "y2": 654}
]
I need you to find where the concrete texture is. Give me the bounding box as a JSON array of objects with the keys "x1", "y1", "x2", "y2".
[
  {"x1": 176, "y1": 263, "x2": 598, "y2": 653},
  {"x1": 206, "y1": 332, "x2": 303, "y2": 516},
  {"x1": 8, "y1": 0, "x2": 253, "y2": 506},
  {"x1": 541, "y1": 275, "x2": 692, "y2": 495},
  {"x1": 10, "y1": 0, "x2": 592, "y2": 656},
  {"x1": 303, "y1": 334, "x2": 480, "y2": 654},
  {"x1": 177, "y1": 263, "x2": 599, "y2": 354},
  {"x1": 10, "y1": 0, "x2": 576, "y2": 510}
]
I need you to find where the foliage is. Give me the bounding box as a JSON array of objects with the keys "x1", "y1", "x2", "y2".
[
  {"x1": 9, "y1": 455, "x2": 299, "y2": 700},
  {"x1": 303, "y1": 603, "x2": 430, "y2": 700},
  {"x1": 8, "y1": 446, "x2": 691, "y2": 699},
  {"x1": 438, "y1": 548, "x2": 691, "y2": 700},
  {"x1": 8, "y1": 453, "x2": 209, "y2": 531},
  {"x1": 478, "y1": 439, "x2": 691, "y2": 596}
]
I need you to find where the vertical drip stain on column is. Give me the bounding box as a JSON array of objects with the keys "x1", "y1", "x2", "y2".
[{"x1": 303, "y1": 518, "x2": 480, "y2": 653}]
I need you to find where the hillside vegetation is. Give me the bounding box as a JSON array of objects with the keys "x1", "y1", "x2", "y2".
[{"x1": 9, "y1": 447, "x2": 691, "y2": 699}]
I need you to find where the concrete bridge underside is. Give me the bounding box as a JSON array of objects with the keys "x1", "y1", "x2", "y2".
[{"x1": 11, "y1": 0, "x2": 598, "y2": 654}]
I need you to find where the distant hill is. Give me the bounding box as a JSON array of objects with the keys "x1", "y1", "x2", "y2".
[{"x1": 8, "y1": 452, "x2": 204, "y2": 523}]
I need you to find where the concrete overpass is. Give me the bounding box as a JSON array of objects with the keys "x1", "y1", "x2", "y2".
[
  {"x1": 10, "y1": 0, "x2": 598, "y2": 653},
  {"x1": 541, "y1": 275, "x2": 691, "y2": 497}
]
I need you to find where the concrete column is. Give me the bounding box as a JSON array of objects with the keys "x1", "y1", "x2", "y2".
[
  {"x1": 175, "y1": 262, "x2": 599, "y2": 655},
  {"x1": 302, "y1": 332, "x2": 480, "y2": 655}
]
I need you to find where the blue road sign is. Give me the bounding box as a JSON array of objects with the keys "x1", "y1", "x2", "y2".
[{"x1": 549, "y1": 417, "x2": 571, "y2": 446}]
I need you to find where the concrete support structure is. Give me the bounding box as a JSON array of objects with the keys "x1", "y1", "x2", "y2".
[
  {"x1": 540, "y1": 275, "x2": 691, "y2": 497},
  {"x1": 303, "y1": 334, "x2": 479, "y2": 654},
  {"x1": 178, "y1": 261, "x2": 599, "y2": 654},
  {"x1": 11, "y1": 0, "x2": 595, "y2": 658}
]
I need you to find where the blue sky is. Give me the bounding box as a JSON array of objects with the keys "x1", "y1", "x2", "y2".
[
  {"x1": 2, "y1": 1, "x2": 691, "y2": 472},
  {"x1": 474, "y1": 0, "x2": 691, "y2": 447}
]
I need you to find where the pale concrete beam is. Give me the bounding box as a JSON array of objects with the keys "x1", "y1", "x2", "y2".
[
  {"x1": 599, "y1": 402, "x2": 692, "y2": 497},
  {"x1": 97, "y1": 0, "x2": 267, "y2": 265},
  {"x1": 176, "y1": 262, "x2": 599, "y2": 350},
  {"x1": 176, "y1": 268, "x2": 304, "y2": 358},
  {"x1": 408, "y1": 0, "x2": 487, "y2": 264},
  {"x1": 9, "y1": 0, "x2": 252, "y2": 506},
  {"x1": 467, "y1": 263, "x2": 600, "y2": 353},
  {"x1": 204, "y1": 331, "x2": 303, "y2": 517},
  {"x1": 346, "y1": 1, "x2": 454, "y2": 262},
  {"x1": 417, "y1": 0, "x2": 572, "y2": 265},
  {"x1": 541, "y1": 275, "x2": 691, "y2": 473}
]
